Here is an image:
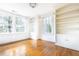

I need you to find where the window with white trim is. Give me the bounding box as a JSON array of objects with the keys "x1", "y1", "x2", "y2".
[
  {"x1": 0, "y1": 16, "x2": 12, "y2": 33},
  {"x1": 43, "y1": 16, "x2": 52, "y2": 34},
  {"x1": 15, "y1": 16, "x2": 25, "y2": 32}
]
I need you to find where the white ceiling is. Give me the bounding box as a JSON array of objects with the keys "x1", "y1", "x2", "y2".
[{"x1": 0, "y1": 3, "x2": 55, "y2": 17}]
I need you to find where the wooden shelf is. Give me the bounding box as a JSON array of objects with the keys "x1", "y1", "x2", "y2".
[
  {"x1": 56, "y1": 4, "x2": 79, "y2": 15},
  {"x1": 56, "y1": 14, "x2": 79, "y2": 20},
  {"x1": 56, "y1": 8, "x2": 79, "y2": 16}
]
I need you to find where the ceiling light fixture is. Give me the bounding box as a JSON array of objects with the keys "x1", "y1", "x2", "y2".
[{"x1": 29, "y1": 3, "x2": 37, "y2": 8}]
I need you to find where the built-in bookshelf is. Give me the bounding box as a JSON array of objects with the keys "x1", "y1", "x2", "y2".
[{"x1": 56, "y1": 4, "x2": 79, "y2": 34}]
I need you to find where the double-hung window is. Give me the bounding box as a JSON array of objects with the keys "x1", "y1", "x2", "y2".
[
  {"x1": 43, "y1": 16, "x2": 52, "y2": 34},
  {"x1": 15, "y1": 16, "x2": 25, "y2": 32},
  {"x1": 0, "y1": 16, "x2": 12, "y2": 33}
]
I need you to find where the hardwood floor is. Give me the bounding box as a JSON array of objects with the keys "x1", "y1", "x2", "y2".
[{"x1": 0, "y1": 38, "x2": 79, "y2": 56}]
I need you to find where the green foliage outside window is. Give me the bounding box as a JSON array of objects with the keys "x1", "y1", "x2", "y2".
[{"x1": 0, "y1": 16, "x2": 12, "y2": 32}]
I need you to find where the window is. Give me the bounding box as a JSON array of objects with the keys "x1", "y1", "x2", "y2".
[
  {"x1": 43, "y1": 16, "x2": 52, "y2": 33},
  {"x1": 30, "y1": 18, "x2": 35, "y2": 33},
  {"x1": 0, "y1": 16, "x2": 12, "y2": 33},
  {"x1": 15, "y1": 16, "x2": 25, "y2": 32}
]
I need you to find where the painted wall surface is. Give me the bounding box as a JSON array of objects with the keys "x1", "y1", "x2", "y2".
[
  {"x1": 0, "y1": 33, "x2": 29, "y2": 44},
  {"x1": 56, "y1": 34, "x2": 79, "y2": 51},
  {"x1": 56, "y1": 4, "x2": 79, "y2": 51}
]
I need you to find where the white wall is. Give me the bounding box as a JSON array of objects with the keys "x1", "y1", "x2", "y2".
[
  {"x1": 30, "y1": 14, "x2": 56, "y2": 42},
  {"x1": 56, "y1": 34, "x2": 79, "y2": 51},
  {"x1": 30, "y1": 16, "x2": 39, "y2": 40},
  {"x1": 0, "y1": 33, "x2": 29, "y2": 44}
]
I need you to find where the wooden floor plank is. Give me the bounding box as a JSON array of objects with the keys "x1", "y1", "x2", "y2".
[{"x1": 0, "y1": 39, "x2": 79, "y2": 56}]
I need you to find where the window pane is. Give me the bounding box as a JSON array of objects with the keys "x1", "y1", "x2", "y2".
[
  {"x1": 0, "y1": 16, "x2": 12, "y2": 33},
  {"x1": 15, "y1": 16, "x2": 24, "y2": 32},
  {"x1": 43, "y1": 16, "x2": 52, "y2": 33}
]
